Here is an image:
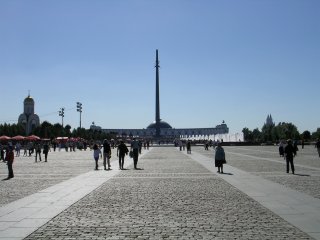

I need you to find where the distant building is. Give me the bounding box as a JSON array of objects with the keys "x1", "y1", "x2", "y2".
[
  {"x1": 90, "y1": 122, "x2": 102, "y2": 131},
  {"x1": 265, "y1": 114, "x2": 274, "y2": 127},
  {"x1": 18, "y1": 94, "x2": 40, "y2": 135},
  {"x1": 99, "y1": 121, "x2": 229, "y2": 139}
]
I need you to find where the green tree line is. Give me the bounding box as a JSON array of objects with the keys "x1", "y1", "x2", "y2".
[
  {"x1": 0, "y1": 121, "x2": 116, "y2": 141},
  {"x1": 242, "y1": 122, "x2": 320, "y2": 143}
]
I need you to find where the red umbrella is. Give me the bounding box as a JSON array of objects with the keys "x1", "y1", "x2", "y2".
[
  {"x1": 12, "y1": 135, "x2": 25, "y2": 141},
  {"x1": 0, "y1": 135, "x2": 11, "y2": 141},
  {"x1": 25, "y1": 135, "x2": 40, "y2": 141}
]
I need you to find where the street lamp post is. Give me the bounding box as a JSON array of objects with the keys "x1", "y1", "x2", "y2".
[
  {"x1": 77, "y1": 102, "x2": 82, "y2": 129},
  {"x1": 59, "y1": 108, "x2": 65, "y2": 127}
]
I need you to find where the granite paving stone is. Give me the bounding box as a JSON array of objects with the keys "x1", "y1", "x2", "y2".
[
  {"x1": 0, "y1": 148, "x2": 119, "y2": 207},
  {"x1": 194, "y1": 145, "x2": 320, "y2": 200},
  {"x1": 23, "y1": 147, "x2": 313, "y2": 239}
]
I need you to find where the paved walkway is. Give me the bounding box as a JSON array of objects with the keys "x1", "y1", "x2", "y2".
[
  {"x1": 0, "y1": 146, "x2": 319, "y2": 239},
  {"x1": 186, "y1": 149, "x2": 320, "y2": 240}
]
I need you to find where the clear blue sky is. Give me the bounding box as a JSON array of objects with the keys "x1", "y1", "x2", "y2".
[{"x1": 0, "y1": 0, "x2": 319, "y2": 134}]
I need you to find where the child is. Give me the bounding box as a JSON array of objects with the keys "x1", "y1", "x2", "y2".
[{"x1": 93, "y1": 144, "x2": 101, "y2": 170}]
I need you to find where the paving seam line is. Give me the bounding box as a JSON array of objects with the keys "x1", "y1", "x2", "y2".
[{"x1": 180, "y1": 149, "x2": 320, "y2": 240}]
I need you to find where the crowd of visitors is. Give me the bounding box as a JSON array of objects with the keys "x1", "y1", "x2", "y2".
[{"x1": 1, "y1": 136, "x2": 320, "y2": 180}]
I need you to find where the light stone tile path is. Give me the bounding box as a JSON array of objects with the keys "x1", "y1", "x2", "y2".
[
  {"x1": 187, "y1": 146, "x2": 320, "y2": 240},
  {"x1": 0, "y1": 149, "x2": 149, "y2": 240},
  {"x1": 0, "y1": 146, "x2": 318, "y2": 239}
]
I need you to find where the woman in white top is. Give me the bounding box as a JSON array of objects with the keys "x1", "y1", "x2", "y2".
[{"x1": 93, "y1": 144, "x2": 101, "y2": 170}]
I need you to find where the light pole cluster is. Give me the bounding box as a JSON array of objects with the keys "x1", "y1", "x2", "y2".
[
  {"x1": 59, "y1": 108, "x2": 65, "y2": 127},
  {"x1": 77, "y1": 102, "x2": 82, "y2": 129},
  {"x1": 58, "y1": 103, "x2": 83, "y2": 128}
]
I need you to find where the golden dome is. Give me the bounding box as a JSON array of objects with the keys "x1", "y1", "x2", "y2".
[{"x1": 24, "y1": 95, "x2": 34, "y2": 104}]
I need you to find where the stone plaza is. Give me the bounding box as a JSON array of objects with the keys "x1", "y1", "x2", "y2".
[{"x1": 1, "y1": 145, "x2": 320, "y2": 239}]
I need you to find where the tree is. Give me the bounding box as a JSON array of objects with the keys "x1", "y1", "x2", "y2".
[
  {"x1": 274, "y1": 122, "x2": 300, "y2": 140},
  {"x1": 261, "y1": 124, "x2": 273, "y2": 142},
  {"x1": 312, "y1": 128, "x2": 320, "y2": 140},
  {"x1": 33, "y1": 121, "x2": 54, "y2": 138},
  {"x1": 301, "y1": 130, "x2": 311, "y2": 141},
  {"x1": 53, "y1": 123, "x2": 64, "y2": 137},
  {"x1": 242, "y1": 127, "x2": 253, "y2": 142},
  {"x1": 252, "y1": 128, "x2": 262, "y2": 142},
  {"x1": 0, "y1": 123, "x2": 25, "y2": 136},
  {"x1": 64, "y1": 125, "x2": 72, "y2": 137}
]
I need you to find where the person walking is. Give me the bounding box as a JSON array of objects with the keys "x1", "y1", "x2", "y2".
[
  {"x1": 35, "y1": 142, "x2": 42, "y2": 162},
  {"x1": 131, "y1": 138, "x2": 140, "y2": 169},
  {"x1": 279, "y1": 140, "x2": 285, "y2": 157},
  {"x1": 53, "y1": 140, "x2": 57, "y2": 152},
  {"x1": 117, "y1": 140, "x2": 129, "y2": 170},
  {"x1": 316, "y1": 139, "x2": 320, "y2": 157},
  {"x1": 138, "y1": 140, "x2": 142, "y2": 154},
  {"x1": 102, "y1": 139, "x2": 111, "y2": 170},
  {"x1": 187, "y1": 140, "x2": 191, "y2": 154},
  {"x1": 28, "y1": 141, "x2": 34, "y2": 156},
  {"x1": 15, "y1": 142, "x2": 21, "y2": 157},
  {"x1": 293, "y1": 140, "x2": 299, "y2": 156},
  {"x1": 23, "y1": 143, "x2": 27, "y2": 156},
  {"x1": 204, "y1": 141, "x2": 209, "y2": 150},
  {"x1": 215, "y1": 143, "x2": 226, "y2": 174},
  {"x1": 43, "y1": 142, "x2": 49, "y2": 162},
  {"x1": 93, "y1": 144, "x2": 102, "y2": 170},
  {"x1": 5, "y1": 146, "x2": 14, "y2": 179},
  {"x1": 178, "y1": 140, "x2": 182, "y2": 151},
  {"x1": 285, "y1": 139, "x2": 295, "y2": 174}
]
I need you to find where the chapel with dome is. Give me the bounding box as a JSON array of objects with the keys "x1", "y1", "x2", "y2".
[{"x1": 18, "y1": 94, "x2": 40, "y2": 135}]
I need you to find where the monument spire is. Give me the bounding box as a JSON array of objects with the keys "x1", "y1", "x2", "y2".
[
  {"x1": 155, "y1": 49, "x2": 161, "y2": 137},
  {"x1": 147, "y1": 49, "x2": 172, "y2": 137},
  {"x1": 155, "y1": 49, "x2": 160, "y2": 124}
]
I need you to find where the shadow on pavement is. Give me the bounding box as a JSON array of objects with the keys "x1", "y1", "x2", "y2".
[{"x1": 294, "y1": 173, "x2": 310, "y2": 177}]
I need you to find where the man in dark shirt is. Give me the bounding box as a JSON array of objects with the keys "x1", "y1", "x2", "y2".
[
  {"x1": 102, "y1": 139, "x2": 111, "y2": 170},
  {"x1": 117, "y1": 141, "x2": 128, "y2": 170},
  {"x1": 284, "y1": 139, "x2": 295, "y2": 174},
  {"x1": 131, "y1": 138, "x2": 140, "y2": 169}
]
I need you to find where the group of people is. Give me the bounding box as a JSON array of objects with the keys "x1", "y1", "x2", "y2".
[
  {"x1": 92, "y1": 138, "x2": 142, "y2": 171},
  {"x1": 1, "y1": 141, "x2": 50, "y2": 161},
  {"x1": 1, "y1": 141, "x2": 51, "y2": 180},
  {"x1": 279, "y1": 139, "x2": 320, "y2": 174},
  {"x1": 3, "y1": 137, "x2": 320, "y2": 180},
  {"x1": 176, "y1": 140, "x2": 192, "y2": 154}
]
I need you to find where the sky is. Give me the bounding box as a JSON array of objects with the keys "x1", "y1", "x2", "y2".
[{"x1": 0, "y1": 0, "x2": 319, "y2": 134}]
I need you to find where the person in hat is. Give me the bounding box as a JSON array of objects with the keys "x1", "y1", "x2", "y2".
[{"x1": 284, "y1": 139, "x2": 295, "y2": 174}]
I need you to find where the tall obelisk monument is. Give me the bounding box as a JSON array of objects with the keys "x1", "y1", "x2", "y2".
[{"x1": 155, "y1": 49, "x2": 161, "y2": 137}]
